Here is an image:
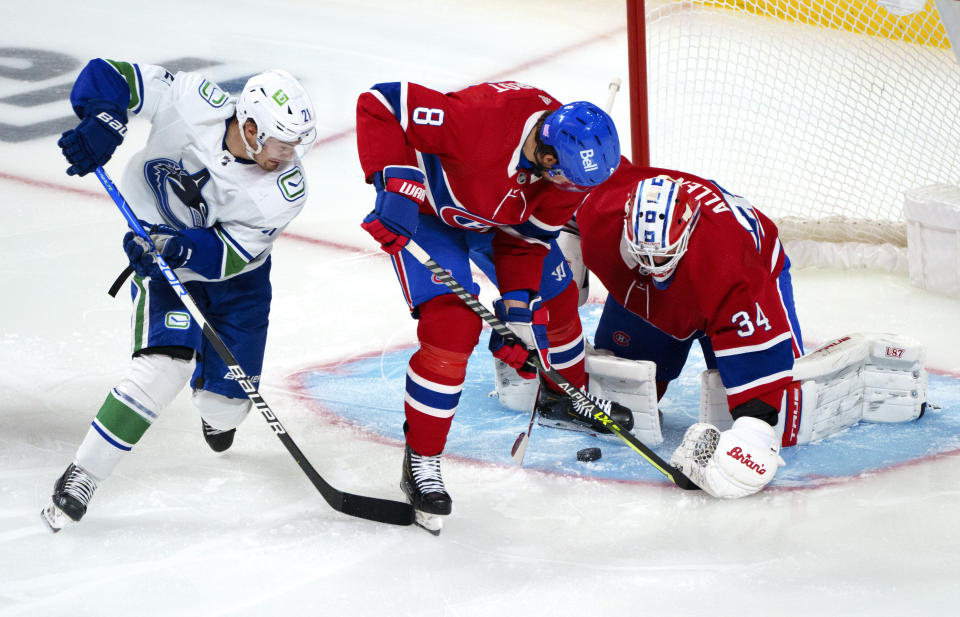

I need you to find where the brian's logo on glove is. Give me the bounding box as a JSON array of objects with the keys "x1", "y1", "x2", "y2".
[{"x1": 725, "y1": 446, "x2": 768, "y2": 475}]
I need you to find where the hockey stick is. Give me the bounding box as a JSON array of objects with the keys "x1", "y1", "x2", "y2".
[
  {"x1": 402, "y1": 239, "x2": 700, "y2": 490},
  {"x1": 509, "y1": 381, "x2": 540, "y2": 465},
  {"x1": 94, "y1": 166, "x2": 415, "y2": 526},
  {"x1": 514, "y1": 77, "x2": 623, "y2": 466}
]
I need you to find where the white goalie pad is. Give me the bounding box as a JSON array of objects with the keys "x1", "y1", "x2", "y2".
[
  {"x1": 493, "y1": 343, "x2": 662, "y2": 444},
  {"x1": 584, "y1": 344, "x2": 662, "y2": 445},
  {"x1": 493, "y1": 358, "x2": 539, "y2": 411},
  {"x1": 791, "y1": 332, "x2": 927, "y2": 444},
  {"x1": 698, "y1": 333, "x2": 927, "y2": 445},
  {"x1": 699, "y1": 369, "x2": 734, "y2": 433}
]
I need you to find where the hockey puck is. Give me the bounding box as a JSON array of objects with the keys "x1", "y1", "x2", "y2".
[{"x1": 577, "y1": 447, "x2": 602, "y2": 462}]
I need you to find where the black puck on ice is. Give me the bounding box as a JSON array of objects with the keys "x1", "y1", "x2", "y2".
[{"x1": 577, "y1": 447, "x2": 602, "y2": 462}]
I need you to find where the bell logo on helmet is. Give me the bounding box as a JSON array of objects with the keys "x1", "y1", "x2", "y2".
[
  {"x1": 580, "y1": 149, "x2": 598, "y2": 172},
  {"x1": 539, "y1": 101, "x2": 620, "y2": 187},
  {"x1": 272, "y1": 89, "x2": 289, "y2": 105}
]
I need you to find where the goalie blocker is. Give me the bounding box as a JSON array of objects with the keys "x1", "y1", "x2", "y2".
[{"x1": 700, "y1": 332, "x2": 928, "y2": 446}]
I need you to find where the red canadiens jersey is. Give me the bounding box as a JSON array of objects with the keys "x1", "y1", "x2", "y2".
[
  {"x1": 578, "y1": 164, "x2": 802, "y2": 409},
  {"x1": 356, "y1": 81, "x2": 583, "y2": 292}
]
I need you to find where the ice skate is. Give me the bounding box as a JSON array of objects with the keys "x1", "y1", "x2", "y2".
[
  {"x1": 202, "y1": 419, "x2": 236, "y2": 452},
  {"x1": 400, "y1": 445, "x2": 451, "y2": 535},
  {"x1": 41, "y1": 463, "x2": 98, "y2": 532},
  {"x1": 535, "y1": 386, "x2": 634, "y2": 435}
]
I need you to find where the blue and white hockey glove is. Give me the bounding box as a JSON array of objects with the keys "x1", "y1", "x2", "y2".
[
  {"x1": 57, "y1": 104, "x2": 127, "y2": 177},
  {"x1": 489, "y1": 290, "x2": 550, "y2": 380},
  {"x1": 123, "y1": 225, "x2": 195, "y2": 279},
  {"x1": 360, "y1": 165, "x2": 426, "y2": 255}
]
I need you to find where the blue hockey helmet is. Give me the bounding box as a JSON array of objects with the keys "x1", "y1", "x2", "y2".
[{"x1": 538, "y1": 101, "x2": 620, "y2": 188}]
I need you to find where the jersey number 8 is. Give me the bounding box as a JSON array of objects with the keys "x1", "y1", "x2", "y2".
[{"x1": 412, "y1": 107, "x2": 444, "y2": 126}]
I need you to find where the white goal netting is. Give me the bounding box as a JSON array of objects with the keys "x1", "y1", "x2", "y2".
[{"x1": 641, "y1": 0, "x2": 960, "y2": 267}]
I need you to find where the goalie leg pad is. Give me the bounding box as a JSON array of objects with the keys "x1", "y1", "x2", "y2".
[
  {"x1": 493, "y1": 357, "x2": 538, "y2": 411},
  {"x1": 584, "y1": 343, "x2": 662, "y2": 445},
  {"x1": 700, "y1": 333, "x2": 928, "y2": 446},
  {"x1": 670, "y1": 417, "x2": 785, "y2": 499},
  {"x1": 792, "y1": 333, "x2": 926, "y2": 444},
  {"x1": 698, "y1": 369, "x2": 733, "y2": 432},
  {"x1": 495, "y1": 343, "x2": 662, "y2": 444}
]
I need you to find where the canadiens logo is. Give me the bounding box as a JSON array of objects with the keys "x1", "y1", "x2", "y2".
[
  {"x1": 438, "y1": 206, "x2": 497, "y2": 231},
  {"x1": 613, "y1": 331, "x2": 630, "y2": 346},
  {"x1": 431, "y1": 269, "x2": 453, "y2": 285}
]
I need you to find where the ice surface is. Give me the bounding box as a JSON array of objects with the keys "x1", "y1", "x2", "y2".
[{"x1": 1, "y1": 1, "x2": 959, "y2": 615}]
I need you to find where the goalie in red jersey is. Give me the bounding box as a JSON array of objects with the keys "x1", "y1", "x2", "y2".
[
  {"x1": 576, "y1": 162, "x2": 805, "y2": 498},
  {"x1": 577, "y1": 162, "x2": 928, "y2": 499},
  {"x1": 356, "y1": 80, "x2": 626, "y2": 531}
]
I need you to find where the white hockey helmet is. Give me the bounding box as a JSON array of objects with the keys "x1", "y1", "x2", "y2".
[
  {"x1": 235, "y1": 69, "x2": 317, "y2": 159},
  {"x1": 622, "y1": 175, "x2": 701, "y2": 285}
]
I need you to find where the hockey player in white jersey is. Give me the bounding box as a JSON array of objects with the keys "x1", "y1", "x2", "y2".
[{"x1": 42, "y1": 59, "x2": 316, "y2": 531}]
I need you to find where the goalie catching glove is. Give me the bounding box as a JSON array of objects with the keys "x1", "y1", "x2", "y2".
[
  {"x1": 670, "y1": 416, "x2": 785, "y2": 499},
  {"x1": 488, "y1": 290, "x2": 550, "y2": 379}
]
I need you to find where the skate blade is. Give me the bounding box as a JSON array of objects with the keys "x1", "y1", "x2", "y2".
[
  {"x1": 40, "y1": 502, "x2": 72, "y2": 533},
  {"x1": 535, "y1": 416, "x2": 630, "y2": 439},
  {"x1": 536, "y1": 416, "x2": 603, "y2": 436},
  {"x1": 413, "y1": 510, "x2": 443, "y2": 536}
]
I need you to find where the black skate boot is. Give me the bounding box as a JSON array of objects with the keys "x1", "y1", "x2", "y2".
[
  {"x1": 536, "y1": 386, "x2": 635, "y2": 434},
  {"x1": 401, "y1": 444, "x2": 451, "y2": 535},
  {"x1": 41, "y1": 463, "x2": 98, "y2": 532},
  {"x1": 202, "y1": 419, "x2": 236, "y2": 452}
]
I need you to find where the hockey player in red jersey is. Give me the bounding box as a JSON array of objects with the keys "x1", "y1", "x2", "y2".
[
  {"x1": 356, "y1": 80, "x2": 626, "y2": 531},
  {"x1": 576, "y1": 162, "x2": 804, "y2": 498}
]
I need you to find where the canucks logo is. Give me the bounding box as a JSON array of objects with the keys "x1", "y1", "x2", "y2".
[{"x1": 144, "y1": 159, "x2": 212, "y2": 228}]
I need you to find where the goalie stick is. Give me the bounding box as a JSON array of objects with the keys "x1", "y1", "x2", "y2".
[
  {"x1": 402, "y1": 239, "x2": 700, "y2": 491},
  {"x1": 94, "y1": 166, "x2": 415, "y2": 527}
]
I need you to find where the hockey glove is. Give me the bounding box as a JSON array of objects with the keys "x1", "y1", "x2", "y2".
[
  {"x1": 669, "y1": 416, "x2": 785, "y2": 499},
  {"x1": 360, "y1": 165, "x2": 426, "y2": 255},
  {"x1": 488, "y1": 290, "x2": 550, "y2": 380},
  {"x1": 58, "y1": 104, "x2": 127, "y2": 177},
  {"x1": 123, "y1": 225, "x2": 195, "y2": 279}
]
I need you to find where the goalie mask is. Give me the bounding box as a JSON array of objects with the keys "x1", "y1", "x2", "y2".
[
  {"x1": 621, "y1": 176, "x2": 701, "y2": 286},
  {"x1": 235, "y1": 69, "x2": 317, "y2": 161}
]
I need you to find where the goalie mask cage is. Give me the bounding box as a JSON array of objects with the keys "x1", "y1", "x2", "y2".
[{"x1": 627, "y1": 0, "x2": 960, "y2": 270}]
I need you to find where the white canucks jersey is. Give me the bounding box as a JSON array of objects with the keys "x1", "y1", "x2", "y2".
[{"x1": 116, "y1": 63, "x2": 308, "y2": 282}]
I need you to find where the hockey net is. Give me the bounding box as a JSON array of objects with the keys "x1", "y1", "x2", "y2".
[{"x1": 632, "y1": 0, "x2": 960, "y2": 270}]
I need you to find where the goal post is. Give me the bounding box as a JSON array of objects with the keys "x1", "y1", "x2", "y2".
[{"x1": 626, "y1": 0, "x2": 960, "y2": 270}]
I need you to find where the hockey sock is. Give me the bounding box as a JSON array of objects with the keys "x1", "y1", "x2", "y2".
[
  {"x1": 544, "y1": 282, "x2": 586, "y2": 391},
  {"x1": 76, "y1": 353, "x2": 193, "y2": 480},
  {"x1": 404, "y1": 295, "x2": 482, "y2": 456}
]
